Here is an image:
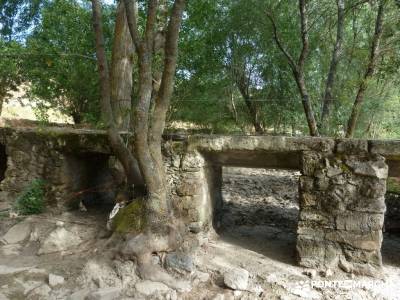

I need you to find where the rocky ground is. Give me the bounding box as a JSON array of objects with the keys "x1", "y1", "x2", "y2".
[{"x1": 1, "y1": 168, "x2": 400, "y2": 299}]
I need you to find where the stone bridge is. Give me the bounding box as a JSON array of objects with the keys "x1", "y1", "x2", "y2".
[{"x1": 0, "y1": 127, "x2": 399, "y2": 276}]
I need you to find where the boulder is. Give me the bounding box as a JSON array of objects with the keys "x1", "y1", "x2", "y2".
[
  {"x1": 26, "y1": 284, "x2": 51, "y2": 299},
  {"x1": 135, "y1": 280, "x2": 170, "y2": 296},
  {"x1": 48, "y1": 274, "x2": 65, "y2": 287},
  {"x1": 38, "y1": 227, "x2": 82, "y2": 255},
  {"x1": 165, "y1": 252, "x2": 195, "y2": 273},
  {"x1": 2, "y1": 222, "x2": 31, "y2": 244},
  {"x1": 223, "y1": 268, "x2": 249, "y2": 291},
  {"x1": 78, "y1": 260, "x2": 121, "y2": 289}
]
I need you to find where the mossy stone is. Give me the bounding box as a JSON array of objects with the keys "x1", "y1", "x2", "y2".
[{"x1": 112, "y1": 199, "x2": 147, "y2": 234}]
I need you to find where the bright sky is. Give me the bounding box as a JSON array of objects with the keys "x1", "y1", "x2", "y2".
[{"x1": 103, "y1": 0, "x2": 115, "y2": 4}]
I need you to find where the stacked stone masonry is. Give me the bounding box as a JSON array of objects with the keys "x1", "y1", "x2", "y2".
[
  {"x1": 0, "y1": 128, "x2": 399, "y2": 276},
  {"x1": 298, "y1": 150, "x2": 387, "y2": 276}
]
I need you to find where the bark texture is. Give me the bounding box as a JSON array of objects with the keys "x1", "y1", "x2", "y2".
[
  {"x1": 124, "y1": 0, "x2": 186, "y2": 230},
  {"x1": 91, "y1": 0, "x2": 142, "y2": 188},
  {"x1": 120, "y1": 0, "x2": 188, "y2": 286},
  {"x1": 110, "y1": 0, "x2": 135, "y2": 130}
]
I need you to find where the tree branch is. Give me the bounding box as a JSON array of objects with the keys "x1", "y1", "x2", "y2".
[
  {"x1": 346, "y1": 0, "x2": 386, "y2": 138},
  {"x1": 123, "y1": 0, "x2": 141, "y2": 51},
  {"x1": 144, "y1": 0, "x2": 159, "y2": 51},
  {"x1": 320, "y1": 0, "x2": 345, "y2": 132},
  {"x1": 149, "y1": 0, "x2": 186, "y2": 159},
  {"x1": 298, "y1": 0, "x2": 309, "y2": 71},
  {"x1": 266, "y1": 11, "x2": 297, "y2": 72},
  {"x1": 267, "y1": 1, "x2": 319, "y2": 136}
]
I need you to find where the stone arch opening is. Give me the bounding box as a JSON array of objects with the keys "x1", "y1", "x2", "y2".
[
  {"x1": 62, "y1": 152, "x2": 124, "y2": 212},
  {"x1": 217, "y1": 166, "x2": 301, "y2": 264},
  {"x1": 200, "y1": 151, "x2": 302, "y2": 265},
  {"x1": 382, "y1": 159, "x2": 400, "y2": 267},
  {"x1": 0, "y1": 144, "x2": 7, "y2": 184}
]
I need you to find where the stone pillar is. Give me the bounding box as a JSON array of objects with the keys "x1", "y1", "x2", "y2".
[
  {"x1": 297, "y1": 143, "x2": 388, "y2": 276},
  {"x1": 172, "y1": 151, "x2": 219, "y2": 232}
]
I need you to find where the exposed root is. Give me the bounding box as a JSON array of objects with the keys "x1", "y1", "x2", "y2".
[
  {"x1": 137, "y1": 255, "x2": 191, "y2": 292},
  {"x1": 118, "y1": 221, "x2": 191, "y2": 291}
]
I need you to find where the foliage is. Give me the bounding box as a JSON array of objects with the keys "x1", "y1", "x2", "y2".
[
  {"x1": 0, "y1": 0, "x2": 45, "y2": 41},
  {"x1": 170, "y1": 0, "x2": 400, "y2": 138},
  {"x1": 0, "y1": 0, "x2": 399, "y2": 138},
  {"x1": 0, "y1": 40, "x2": 24, "y2": 113},
  {"x1": 15, "y1": 179, "x2": 46, "y2": 215},
  {"x1": 22, "y1": 0, "x2": 115, "y2": 124}
]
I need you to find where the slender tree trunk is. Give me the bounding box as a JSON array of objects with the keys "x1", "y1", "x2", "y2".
[
  {"x1": 71, "y1": 111, "x2": 82, "y2": 124},
  {"x1": 232, "y1": 64, "x2": 264, "y2": 134},
  {"x1": 229, "y1": 91, "x2": 238, "y2": 125},
  {"x1": 111, "y1": 0, "x2": 134, "y2": 130},
  {"x1": 267, "y1": 0, "x2": 319, "y2": 136},
  {"x1": 242, "y1": 94, "x2": 263, "y2": 134},
  {"x1": 345, "y1": 0, "x2": 385, "y2": 138},
  {"x1": 296, "y1": 0, "x2": 319, "y2": 136},
  {"x1": 293, "y1": 70, "x2": 318, "y2": 136},
  {"x1": 0, "y1": 94, "x2": 5, "y2": 116},
  {"x1": 319, "y1": 0, "x2": 345, "y2": 134}
]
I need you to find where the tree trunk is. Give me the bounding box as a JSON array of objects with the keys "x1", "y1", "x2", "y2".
[
  {"x1": 345, "y1": 0, "x2": 385, "y2": 138},
  {"x1": 319, "y1": 0, "x2": 345, "y2": 134},
  {"x1": 293, "y1": 70, "x2": 319, "y2": 136},
  {"x1": 71, "y1": 111, "x2": 82, "y2": 124},
  {"x1": 110, "y1": 0, "x2": 135, "y2": 130},
  {"x1": 232, "y1": 63, "x2": 264, "y2": 134},
  {"x1": 121, "y1": 0, "x2": 191, "y2": 289},
  {"x1": 267, "y1": 0, "x2": 319, "y2": 136},
  {"x1": 244, "y1": 97, "x2": 263, "y2": 134},
  {"x1": 91, "y1": 0, "x2": 141, "y2": 188},
  {"x1": 0, "y1": 94, "x2": 4, "y2": 116}
]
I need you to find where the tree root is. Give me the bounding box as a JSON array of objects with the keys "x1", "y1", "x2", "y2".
[{"x1": 118, "y1": 222, "x2": 191, "y2": 292}]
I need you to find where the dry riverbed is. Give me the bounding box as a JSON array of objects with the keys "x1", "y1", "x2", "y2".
[{"x1": 0, "y1": 168, "x2": 400, "y2": 299}]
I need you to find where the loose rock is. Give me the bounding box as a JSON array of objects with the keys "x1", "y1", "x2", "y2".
[
  {"x1": 2, "y1": 222, "x2": 31, "y2": 244},
  {"x1": 135, "y1": 280, "x2": 170, "y2": 296},
  {"x1": 165, "y1": 252, "x2": 195, "y2": 273},
  {"x1": 48, "y1": 273, "x2": 65, "y2": 287},
  {"x1": 27, "y1": 284, "x2": 51, "y2": 299},
  {"x1": 38, "y1": 227, "x2": 82, "y2": 255},
  {"x1": 223, "y1": 268, "x2": 249, "y2": 290}
]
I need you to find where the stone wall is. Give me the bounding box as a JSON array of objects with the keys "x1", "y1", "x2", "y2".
[
  {"x1": 0, "y1": 128, "x2": 399, "y2": 276},
  {"x1": 0, "y1": 128, "x2": 114, "y2": 210},
  {"x1": 297, "y1": 147, "x2": 388, "y2": 276},
  {"x1": 167, "y1": 137, "x2": 393, "y2": 276}
]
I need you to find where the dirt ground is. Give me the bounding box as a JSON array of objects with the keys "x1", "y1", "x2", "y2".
[{"x1": 1, "y1": 167, "x2": 400, "y2": 299}]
